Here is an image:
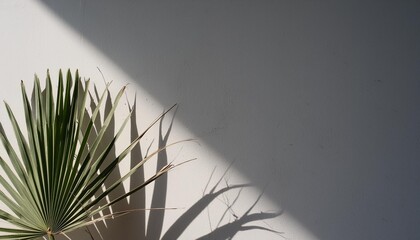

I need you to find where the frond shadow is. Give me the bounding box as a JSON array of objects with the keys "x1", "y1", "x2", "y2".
[
  {"x1": 162, "y1": 163, "x2": 283, "y2": 240},
  {"x1": 61, "y1": 81, "x2": 175, "y2": 240}
]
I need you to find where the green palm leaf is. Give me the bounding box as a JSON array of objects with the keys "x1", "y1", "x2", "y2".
[{"x1": 0, "y1": 70, "x2": 180, "y2": 239}]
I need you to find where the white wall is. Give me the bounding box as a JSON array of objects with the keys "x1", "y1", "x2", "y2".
[{"x1": 0, "y1": 0, "x2": 419, "y2": 239}]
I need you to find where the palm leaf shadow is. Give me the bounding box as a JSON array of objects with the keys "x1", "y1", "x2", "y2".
[
  {"x1": 59, "y1": 82, "x2": 174, "y2": 240},
  {"x1": 197, "y1": 190, "x2": 283, "y2": 239},
  {"x1": 162, "y1": 163, "x2": 283, "y2": 240},
  {"x1": 87, "y1": 85, "x2": 128, "y2": 239},
  {"x1": 146, "y1": 105, "x2": 177, "y2": 240}
]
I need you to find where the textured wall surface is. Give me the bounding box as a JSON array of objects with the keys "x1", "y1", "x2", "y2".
[{"x1": 0, "y1": 1, "x2": 419, "y2": 239}]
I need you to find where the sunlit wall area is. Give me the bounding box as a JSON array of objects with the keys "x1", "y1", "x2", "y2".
[{"x1": 0, "y1": 1, "x2": 419, "y2": 239}]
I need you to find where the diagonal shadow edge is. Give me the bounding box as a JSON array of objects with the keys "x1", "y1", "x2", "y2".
[{"x1": 36, "y1": 0, "x2": 284, "y2": 206}]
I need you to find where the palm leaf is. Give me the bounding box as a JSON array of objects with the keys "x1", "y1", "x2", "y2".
[{"x1": 0, "y1": 70, "x2": 180, "y2": 239}]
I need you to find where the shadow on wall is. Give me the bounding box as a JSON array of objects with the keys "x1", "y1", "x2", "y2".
[
  {"x1": 162, "y1": 163, "x2": 283, "y2": 240},
  {"x1": 40, "y1": 1, "x2": 420, "y2": 239},
  {"x1": 63, "y1": 87, "x2": 280, "y2": 240}
]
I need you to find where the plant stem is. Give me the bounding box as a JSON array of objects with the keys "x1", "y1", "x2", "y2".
[{"x1": 48, "y1": 234, "x2": 55, "y2": 240}]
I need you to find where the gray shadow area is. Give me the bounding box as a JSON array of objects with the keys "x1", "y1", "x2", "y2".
[{"x1": 39, "y1": 1, "x2": 420, "y2": 239}]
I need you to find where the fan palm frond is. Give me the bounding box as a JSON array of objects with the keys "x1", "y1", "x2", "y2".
[{"x1": 0, "y1": 70, "x2": 179, "y2": 239}]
